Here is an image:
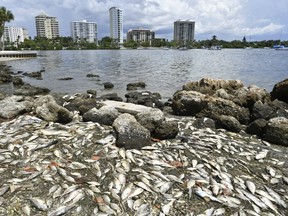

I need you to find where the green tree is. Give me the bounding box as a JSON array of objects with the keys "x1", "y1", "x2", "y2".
[{"x1": 0, "y1": 6, "x2": 14, "y2": 51}]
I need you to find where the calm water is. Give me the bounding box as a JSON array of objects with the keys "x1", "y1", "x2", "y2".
[{"x1": 3, "y1": 49, "x2": 288, "y2": 99}]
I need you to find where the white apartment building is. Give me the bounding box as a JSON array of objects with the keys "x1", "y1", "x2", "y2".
[
  {"x1": 35, "y1": 13, "x2": 59, "y2": 39},
  {"x1": 71, "y1": 20, "x2": 97, "y2": 43},
  {"x1": 3, "y1": 26, "x2": 29, "y2": 43},
  {"x1": 109, "y1": 7, "x2": 123, "y2": 44},
  {"x1": 173, "y1": 20, "x2": 195, "y2": 42}
]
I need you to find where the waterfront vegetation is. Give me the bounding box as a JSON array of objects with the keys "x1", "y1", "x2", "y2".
[{"x1": 4, "y1": 35, "x2": 288, "y2": 51}]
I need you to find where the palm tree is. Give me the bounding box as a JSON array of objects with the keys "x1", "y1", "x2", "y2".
[{"x1": 0, "y1": 7, "x2": 14, "y2": 51}]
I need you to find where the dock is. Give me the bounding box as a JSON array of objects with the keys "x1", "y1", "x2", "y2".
[{"x1": 0, "y1": 51, "x2": 37, "y2": 61}]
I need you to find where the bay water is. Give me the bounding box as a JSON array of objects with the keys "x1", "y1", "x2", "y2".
[{"x1": 3, "y1": 49, "x2": 288, "y2": 99}]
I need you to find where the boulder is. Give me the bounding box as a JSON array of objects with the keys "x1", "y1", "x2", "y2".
[
  {"x1": 215, "y1": 115, "x2": 243, "y2": 133},
  {"x1": 87, "y1": 90, "x2": 97, "y2": 96},
  {"x1": 0, "y1": 95, "x2": 33, "y2": 119},
  {"x1": 252, "y1": 101, "x2": 274, "y2": 120},
  {"x1": 232, "y1": 85, "x2": 271, "y2": 109},
  {"x1": 126, "y1": 82, "x2": 146, "y2": 90},
  {"x1": 182, "y1": 78, "x2": 244, "y2": 95},
  {"x1": 14, "y1": 84, "x2": 50, "y2": 96},
  {"x1": 125, "y1": 91, "x2": 163, "y2": 109},
  {"x1": 103, "y1": 82, "x2": 114, "y2": 89},
  {"x1": 12, "y1": 76, "x2": 25, "y2": 86},
  {"x1": 136, "y1": 108, "x2": 164, "y2": 132},
  {"x1": 99, "y1": 93, "x2": 123, "y2": 102},
  {"x1": 113, "y1": 113, "x2": 151, "y2": 149},
  {"x1": 83, "y1": 106, "x2": 119, "y2": 126},
  {"x1": 63, "y1": 95, "x2": 97, "y2": 115},
  {"x1": 263, "y1": 117, "x2": 288, "y2": 146},
  {"x1": 246, "y1": 119, "x2": 267, "y2": 137},
  {"x1": 35, "y1": 95, "x2": 73, "y2": 123},
  {"x1": 153, "y1": 120, "x2": 179, "y2": 140},
  {"x1": 172, "y1": 90, "x2": 250, "y2": 124},
  {"x1": 270, "y1": 79, "x2": 288, "y2": 103},
  {"x1": 23, "y1": 71, "x2": 42, "y2": 79}
]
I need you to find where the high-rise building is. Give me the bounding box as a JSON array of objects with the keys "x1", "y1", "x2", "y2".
[
  {"x1": 127, "y1": 28, "x2": 155, "y2": 45},
  {"x1": 71, "y1": 20, "x2": 98, "y2": 44},
  {"x1": 35, "y1": 13, "x2": 59, "y2": 39},
  {"x1": 109, "y1": 7, "x2": 123, "y2": 44},
  {"x1": 173, "y1": 20, "x2": 195, "y2": 42},
  {"x1": 3, "y1": 26, "x2": 29, "y2": 43}
]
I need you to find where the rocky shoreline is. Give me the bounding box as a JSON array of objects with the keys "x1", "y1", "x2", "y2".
[{"x1": 0, "y1": 63, "x2": 288, "y2": 215}]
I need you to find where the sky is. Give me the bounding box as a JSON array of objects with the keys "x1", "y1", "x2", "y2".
[{"x1": 2, "y1": 0, "x2": 288, "y2": 41}]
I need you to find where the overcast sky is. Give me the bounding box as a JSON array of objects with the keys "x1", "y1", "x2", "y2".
[{"x1": 2, "y1": 0, "x2": 288, "y2": 41}]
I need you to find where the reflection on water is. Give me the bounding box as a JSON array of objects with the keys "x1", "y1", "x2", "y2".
[{"x1": 4, "y1": 49, "x2": 288, "y2": 99}]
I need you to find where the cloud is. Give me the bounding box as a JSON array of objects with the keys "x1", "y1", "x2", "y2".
[{"x1": 2, "y1": 0, "x2": 287, "y2": 40}]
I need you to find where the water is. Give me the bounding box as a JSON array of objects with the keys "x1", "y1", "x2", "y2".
[{"x1": 3, "y1": 49, "x2": 288, "y2": 99}]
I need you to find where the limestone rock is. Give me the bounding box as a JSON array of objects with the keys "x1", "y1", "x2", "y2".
[
  {"x1": 113, "y1": 113, "x2": 151, "y2": 149},
  {"x1": 0, "y1": 95, "x2": 33, "y2": 119},
  {"x1": 246, "y1": 119, "x2": 267, "y2": 137},
  {"x1": 153, "y1": 120, "x2": 179, "y2": 140},
  {"x1": 83, "y1": 106, "x2": 119, "y2": 126},
  {"x1": 136, "y1": 108, "x2": 164, "y2": 132},
  {"x1": 263, "y1": 117, "x2": 288, "y2": 146},
  {"x1": 215, "y1": 115, "x2": 243, "y2": 133}
]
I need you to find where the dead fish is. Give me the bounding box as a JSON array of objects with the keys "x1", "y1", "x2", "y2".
[
  {"x1": 245, "y1": 180, "x2": 256, "y2": 194},
  {"x1": 255, "y1": 150, "x2": 269, "y2": 160},
  {"x1": 47, "y1": 205, "x2": 76, "y2": 216},
  {"x1": 264, "y1": 185, "x2": 287, "y2": 208},
  {"x1": 195, "y1": 187, "x2": 222, "y2": 203},
  {"x1": 212, "y1": 208, "x2": 225, "y2": 215},
  {"x1": 121, "y1": 183, "x2": 133, "y2": 200},
  {"x1": 29, "y1": 197, "x2": 48, "y2": 211}
]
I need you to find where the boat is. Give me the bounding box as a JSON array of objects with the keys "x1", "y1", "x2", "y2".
[
  {"x1": 273, "y1": 45, "x2": 288, "y2": 50},
  {"x1": 209, "y1": 45, "x2": 222, "y2": 50}
]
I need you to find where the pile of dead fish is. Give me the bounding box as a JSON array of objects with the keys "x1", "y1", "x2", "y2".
[{"x1": 0, "y1": 114, "x2": 287, "y2": 215}]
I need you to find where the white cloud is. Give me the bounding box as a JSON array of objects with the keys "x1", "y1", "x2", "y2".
[{"x1": 2, "y1": 0, "x2": 287, "y2": 40}]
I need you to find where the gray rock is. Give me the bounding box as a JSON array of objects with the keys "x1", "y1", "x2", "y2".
[
  {"x1": 103, "y1": 82, "x2": 114, "y2": 89},
  {"x1": 136, "y1": 108, "x2": 164, "y2": 132},
  {"x1": 153, "y1": 120, "x2": 179, "y2": 140},
  {"x1": 246, "y1": 119, "x2": 267, "y2": 137},
  {"x1": 0, "y1": 95, "x2": 33, "y2": 119},
  {"x1": 252, "y1": 101, "x2": 274, "y2": 120},
  {"x1": 125, "y1": 91, "x2": 163, "y2": 109},
  {"x1": 35, "y1": 95, "x2": 73, "y2": 123},
  {"x1": 14, "y1": 84, "x2": 50, "y2": 96},
  {"x1": 63, "y1": 95, "x2": 97, "y2": 115},
  {"x1": 270, "y1": 78, "x2": 288, "y2": 103},
  {"x1": 99, "y1": 93, "x2": 123, "y2": 102},
  {"x1": 113, "y1": 113, "x2": 151, "y2": 149},
  {"x1": 87, "y1": 90, "x2": 97, "y2": 96},
  {"x1": 83, "y1": 106, "x2": 119, "y2": 126},
  {"x1": 215, "y1": 115, "x2": 243, "y2": 133},
  {"x1": 263, "y1": 117, "x2": 288, "y2": 146}
]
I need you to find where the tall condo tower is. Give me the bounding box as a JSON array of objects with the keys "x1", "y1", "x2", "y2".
[
  {"x1": 173, "y1": 20, "x2": 195, "y2": 42},
  {"x1": 109, "y1": 7, "x2": 123, "y2": 44},
  {"x1": 35, "y1": 13, "x2": 59, "y2": 39},
  {"x1": 71, "y1": 20, "x2": 98, "y2": 44}
]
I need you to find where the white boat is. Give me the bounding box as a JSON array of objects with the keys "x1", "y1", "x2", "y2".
[
  {"x1": 209, "y1": 45, "x2": 222, "y2": 50},
  {"x1": 273, "y1": 45, "x2": 288, "y2": 50}
]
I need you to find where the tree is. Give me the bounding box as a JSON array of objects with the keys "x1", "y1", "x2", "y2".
[{"x1": 0, "y1": 7, "x2": 14, "y2": 51}]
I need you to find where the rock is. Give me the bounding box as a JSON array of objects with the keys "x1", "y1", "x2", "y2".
[
  {"x1": 0, "y1": 71, "x2": 12, "y2": 84},
  {"x1": 183, "y1": 78, "x2": 244, "y2": 95},
  {"x1": 100, "y1": 100, "x2": 153, "y2": 115},
  {"x1": 270, "y1": 79, "x2": 288, "y2": 103},
  {"x1": 252, "y1": 101, "x2": 274, "y2": 120},
  {"x1": 87, "y1": 90, "x2": 97, "y2": 96},
  {"x1": 215, "y1": 115, "x2": 243, "y2": 133},
  {"x1": 14, "y1": 84, "x2": 50, "y2": 96},
  {"x1": 232, "y1": 85, "x2": 271, "y2": 109},
  {"x1": 113, "y1": 113, "x2": 151, "y2": 149},
  {"x1": 83, "y1": 106, "x2": 119, "y2": 126},
  {"x1": 61, "y1": 94, "x2": 97, "y2": 115},
  {"x1": 126, "y1": 82, "x2": 146, "y2": 90},
  {"x1": 99, "y1": 93, "x2": 123, "y2": 102},
  {"x1": 125, "y1": 91, "x2": 164, "y2": 109},
  {"x1": 0, "y1": 92, "x2": 5, "y2": 100},
  {"x1": 58, "y1": 77, "x2": 73, "y2": 80},
  {"x1": 246, "y1": 119, "x2": 267, "y2": 137},
  {"x1": 35, "y1": 95, "x2": 73, "y2": 123},
  {"x1": 193, "y1": 117, "x2": 216, "y2": 129},
  {"x1": 103, "y1": 82, "x2": 114, "y2": 89},
  {"x1": 136, "y1": 108, "x2": 164, "y2": 132},
  {"x1": 263, "y1": 117, "x2": 288, "y2": 146},
  {"x1": 153, "y1": 120, "x2": 179, "y2": 140},
  {"x1": 23, "y1": 71, "x2": 42, "y2": 79},
  {"x1": 86, "y1": 74, "x2": 100, "y2": 78},
  {"x1": 12, "y1": 76, "x2": 25, "y2": 86},
  {"x1": 172, "y1": 90, "x2": 250, "y2": 124},
  {"x1": 0, "y1": 95, "x2": 33, "y2": 119}
]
